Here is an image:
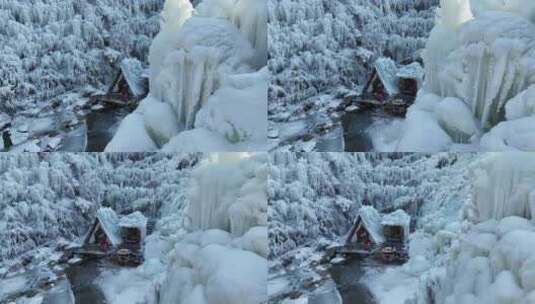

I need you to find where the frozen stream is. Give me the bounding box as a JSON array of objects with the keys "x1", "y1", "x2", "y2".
[
  {"x1": 341, "y1": 110, "x2": 375, "y2": 152},
  {"x1": 85, "y1": 108, "x2": 129, "y2": 152},
  {"x1": 269, "y1": 257, "x2": 376, "y2": 304},
  {"x1": 329, "y1": 258, "x2": 376, "y2": 304},
  {"x1": 0, "y1": 260, "x2": 111, "y2": 304},
  {"x1": 64, "y1": 260, "x2": 109, "y2": 304}
]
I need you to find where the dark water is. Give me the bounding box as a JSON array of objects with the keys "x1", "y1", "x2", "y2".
[
  {"x1": 329, "y1": 259, "x2": 376, "y2": 304},
  {"x1": 341, "y1": 111, "x2": 374, "y2": 152},
  {"x1": 85, "y1": 108, "x2": 129, "y2": 152},
  {"x1": 64, "y1": 260, "x2": 107, "y2": 304}
]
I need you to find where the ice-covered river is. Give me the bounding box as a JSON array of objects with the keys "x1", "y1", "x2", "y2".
[
  {"x1": 84, "y1": 108, "x2": 129, "y2": 152},
  {"x1": 269, "y1": 257, "x2": 376, "y2": 304},
  {"x1": 0, "y1": 260, "x2": 111, "y2": 304},
  {"x1": 64, "y1": 260, "x2": 108, "y2": 304},
  {"x1": 329, "y1": 258, "x2": 376, "y2": 304},
  {"x1": 341, "y1": 110, "x2": 375, "y2": 152}
]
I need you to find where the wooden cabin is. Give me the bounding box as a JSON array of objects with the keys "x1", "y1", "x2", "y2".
[
  {"x1": 118, "y1": 211, "x2": 147, "y2": 251},
  {"x1": 376, "y1": 210, "x2": 411, "y2": 263},
  {"x1": 345, "y1": 206, "x2": 384, "y2": 248},
  {"x1": 83, "y1": 208, "x2": 122, "y2": 252},
  {"x1": 82, "y1": 208, "x2": 147, "y2": 266},
  {"x1": 100, "y1": 58, "x2": 148, "y2": 106},
  {"x1": 396, "y1": 63, "x2": 423, "y2": 98},
  {"x1": 357, "y1": 58, "x2": 424, "y2": 116},
  {"x1": 381, "y1": 209, "x2": 411, "y2": 245},
  {"x1": 362, "y1": 57, "x2": 400, "y2": 102}
]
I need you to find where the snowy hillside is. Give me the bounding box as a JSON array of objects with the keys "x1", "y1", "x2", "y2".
[
  {"x1": 0, "y1": 153, "x2": 199, "y2": 265},
  {"x1": 268, "y1": 0, "x2": 438, "y2": 117},
  {"x1": 106, "y1": 0, "x2": 268, "y2": 152},
  {"x1": 381, "y1": 0, "x2": 535, "y2": 152},
  {"x1": 0, "y1": 0, "x2": 164, "y2": 114},
  {"x1": 268, "y1": 152, "x2": 473, "y2": 257}
]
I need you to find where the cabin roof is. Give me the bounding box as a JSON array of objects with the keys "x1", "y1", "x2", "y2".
[
  {"x1": 120, "y1": 58, "x2": 146, "y2": 97},
  {"x1": 96, "y1": 207, "x2": 122, "y2": 246},
  {"x1": 382, "y1": 209, "x2": 411, "y2": 241},
  {"x1": 396, "y1": 62, "x2": 424, "y2": 82},
  {"x1": 374, "y1": 57, "x2": 399, "y2": 96},
  {"x1": 382, "y1": 209, "x2": 410, "y2": 228},
  {"x1": 357, "y1": 206, "x2": 385, "y2": 244},
  {"x1": 119, "y1": 211, "x2": 148, "y2": 240}
]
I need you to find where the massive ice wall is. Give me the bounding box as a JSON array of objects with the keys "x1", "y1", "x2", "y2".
[
  {"x1": 392, "y1": 0, "x2": 535, "y2": 151},
  {"x1": 156, "y1": 153, "x2": 268, "y2": 304},
  {"x1": 188, "y1": 153, "x2": 267, "y2": 236},
  {"x1": 422, "y1": 152, "x2": 535, "y2": 304},
  {"x1": 106, "y1": 0, "x2": 267, "y2": 152},
  {"x1": 469, "y1": 153, "x2": 535, "y2": 221}
]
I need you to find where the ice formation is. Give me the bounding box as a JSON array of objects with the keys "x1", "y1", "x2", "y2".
[
  {"x1": 154, "y1": 153, "x2": 268, "y2": 304},
  {"x1": 470, "y1": 152, "x2": 535, "y2": 221},
  {"x1": 107, "y1": 0, "x2": 267, "y2": 152},
  {"x1": 419, "y1": 152, "x2": 535, "y2": 304},
  {"x1": 389, "y1": 0, "x2": 535, "y2": 151},
  {"x1": 188, "y1": 153, "x2": 267, "y2": 236}
]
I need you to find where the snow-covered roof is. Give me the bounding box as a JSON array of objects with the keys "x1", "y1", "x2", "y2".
[
  {"x1": 374, "y1": 57, "x2": 399, "y2": 95},
  {"x1": 96, "y1": 208, "x2": 122, "y2": 246},
  {"x1": 382, "y1": 210, "x2": 411, "y2": 228},
  {"x1": 396, "y1": 62, "x2": 424, "y2": 82},
  {"x1": 120, "y1": 58, "x2": 146, "y2": 97},
  {"x1": 119, "y1": 211, "x2": 148, "y2": 241},
  {"x1": 382, "y1": 209, "x2": 411, "y2": 241},
  {"x1": 358, "y1": 206, "x2": 385, "y2": 244}
]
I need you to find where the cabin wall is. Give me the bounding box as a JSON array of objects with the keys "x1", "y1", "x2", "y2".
[{"x1": 356, "y1": 226, "x2": 373, "y2": 245}]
